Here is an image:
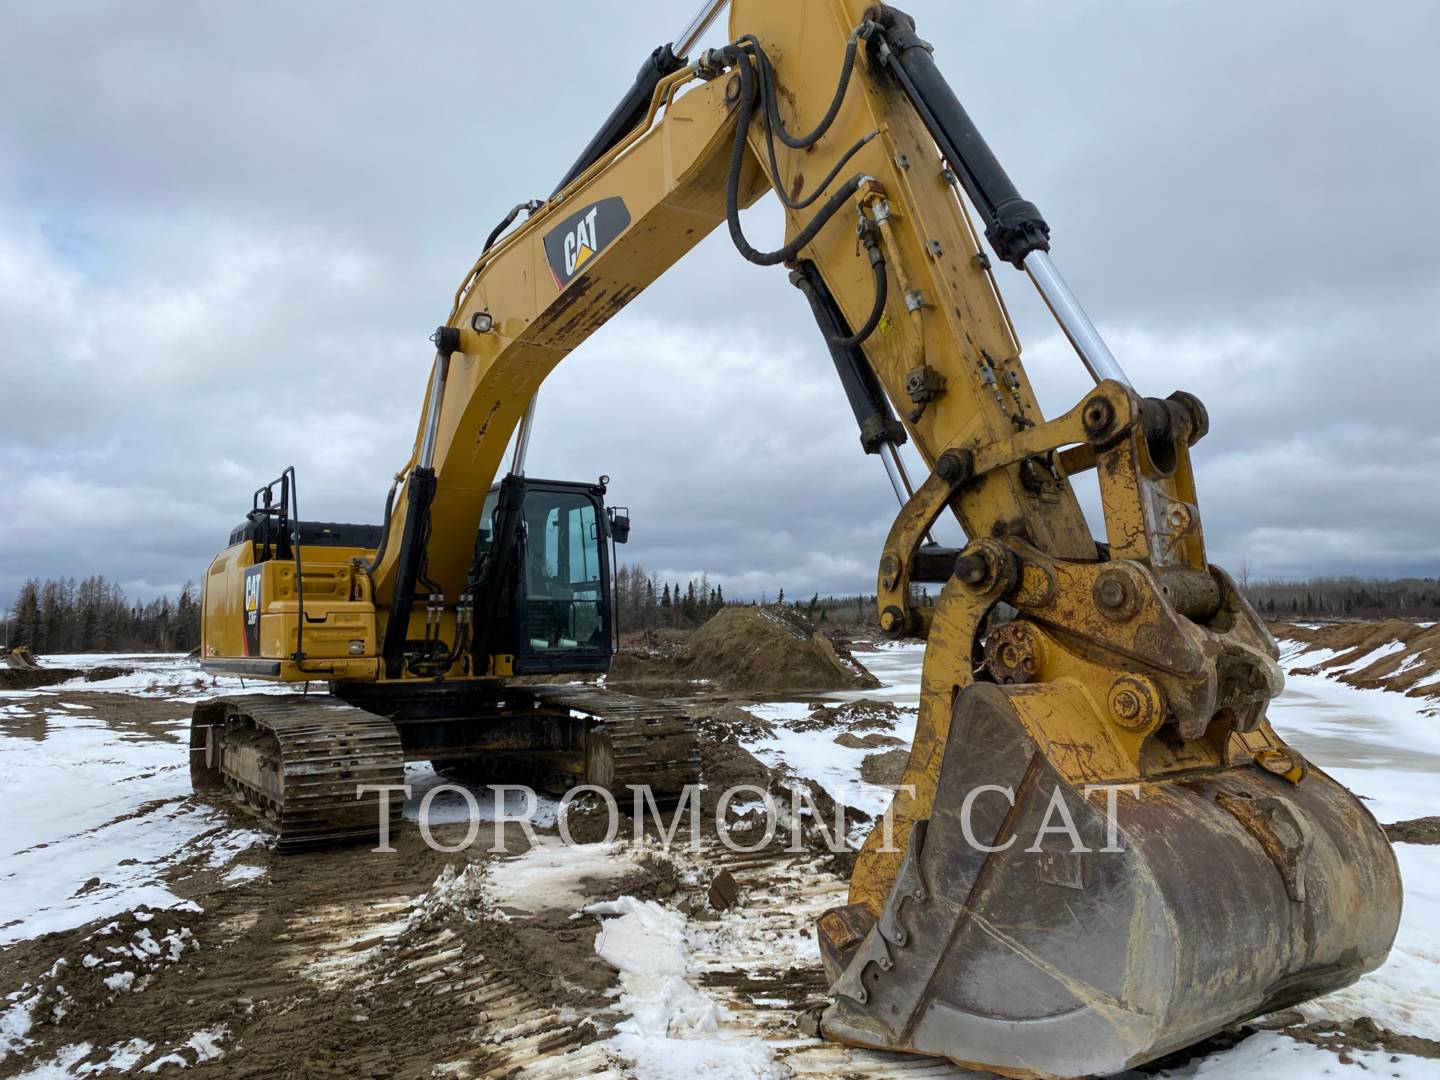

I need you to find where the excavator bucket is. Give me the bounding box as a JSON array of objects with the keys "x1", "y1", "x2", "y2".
[
  {"x1": 4, "y1": 646, "x2": 40, "y2": 670},
  {"x1": 818, "y1": 682, "x2": 1402, "y2": 1078}
]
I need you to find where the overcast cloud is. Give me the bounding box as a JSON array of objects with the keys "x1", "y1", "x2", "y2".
[{"x1": 2, "y1": 0, "x2": 1437, "y2": 610}]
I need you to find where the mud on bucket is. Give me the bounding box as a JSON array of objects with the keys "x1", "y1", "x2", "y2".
[{"x1": 816, "y1": 681, "x2": 1401, "y2": 1079}]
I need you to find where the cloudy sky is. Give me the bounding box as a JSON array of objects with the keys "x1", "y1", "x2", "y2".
[{"x1": 2, "y1": 1, "x2": 1437, "y2": 611}]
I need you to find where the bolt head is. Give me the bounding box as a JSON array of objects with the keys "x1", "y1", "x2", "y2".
[
  {"x1": 954, "y1": 554, "x2": 989, "y2": 585},
  {"x1": 1114, "y1": 690, "x2": 1141, "y2": 719},
  {"x1": 1096, "y1": 576, "x2": 1127, "y2": 609}
]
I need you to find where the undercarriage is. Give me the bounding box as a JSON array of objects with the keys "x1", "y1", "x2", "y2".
[{"x1": 189, "y1": 683, "x2": 700, "y2": 852}]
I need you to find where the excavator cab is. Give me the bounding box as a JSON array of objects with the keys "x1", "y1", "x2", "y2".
[{"x1": 471, "y1": 474, "x2": 621, "y2": 676}]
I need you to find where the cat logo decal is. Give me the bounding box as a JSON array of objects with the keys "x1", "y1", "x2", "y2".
[{"x1": 542, "y1": 197, "x2": 630, "y2": 288}]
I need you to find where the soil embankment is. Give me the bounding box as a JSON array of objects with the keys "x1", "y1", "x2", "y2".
[
  {"x1": 611, "y1": 606, "x2": 881, "y2": 693},
  {"x1": 0, "y1": 665, "x2": 133, "y2": 691},
  {"x1": 1271, "y1": 619, "x2": 1440, "y2": 703}
]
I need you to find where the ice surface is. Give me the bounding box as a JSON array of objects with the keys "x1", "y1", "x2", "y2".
[
  {"x1": 401, "y1": 761, "x2": 562, "y2": 828},
  {"x1": 483, "y1": 837, "x2": 638, "y2": 915},
  {"x1": 587, "y1": 895, "x2": 786, "y2": 1079}
]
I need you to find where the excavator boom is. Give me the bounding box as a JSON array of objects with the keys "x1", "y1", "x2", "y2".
[{"x1": 192, "y1": 2, "x2": 1402, "y2": 1075}]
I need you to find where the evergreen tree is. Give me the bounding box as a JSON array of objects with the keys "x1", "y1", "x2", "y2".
[
  {"x1": 6, "y1": 575, "x2": 205, "y2": 654},
  {"x1": 13, "y1": 580, "x2": 41, "y2": 648}
]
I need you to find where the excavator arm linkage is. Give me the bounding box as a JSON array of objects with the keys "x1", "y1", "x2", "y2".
[{"x1": 201, "y1": 1, "x2": 1401, "y2": 1074}]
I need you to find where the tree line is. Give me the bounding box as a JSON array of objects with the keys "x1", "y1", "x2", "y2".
[
  {"x1": 613, "y1": 564, "x2": 729, "y2": 632},
  {"x1": 1239, "y1": 576, "x2": 1440, "y2": 620},
  {"x1": 8, "y1": 567, "x2": 1435, "y2": 656},
  {"x1": 3, "y1": 576, "x2": 201, "y2": 655},
  {"x1": 612, "y1": 563, "x2": 1440, "y2": 632},
  {"x1": 612, "y1": 563, "x2": 882, "y2": 634}
]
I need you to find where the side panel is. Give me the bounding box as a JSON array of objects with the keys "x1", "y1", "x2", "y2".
[
  {"x1": 201, "y1": 541, "x2": 382, "y2": 681},
  {"x1": 202, "y1": 542, "x2": 255, "y2": 663}
]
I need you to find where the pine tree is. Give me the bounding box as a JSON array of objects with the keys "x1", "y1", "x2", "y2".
[
  {"x1": 177, "y1": 582, "x2": 201, "y2": 650},
  {"x1": 13, "y1": 580, "x2": 41, "y2": 649}
]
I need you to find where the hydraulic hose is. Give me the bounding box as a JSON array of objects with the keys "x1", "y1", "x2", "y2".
[
  {"x1": 362, "y1": 474, "x2": 402, "y2": 577},
  {"x1": 749, "y1": 24, "x2": 870, "y2": 149},
  {"x1": 723, "y1": 45, "x2": 867, "y2": 267},
  {"x1": 829, "y1": 246, "x2": 888, "y2": 348},
  {"x1": 483, "y1": 199, "x2": 543, "y2": 254},
  {"x1": 738, "y1": 31, "x2": 878, "y2": 212}
]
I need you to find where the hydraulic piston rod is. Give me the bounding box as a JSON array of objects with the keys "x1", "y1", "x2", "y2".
[
  {"x1": 510, "y1": 395, "x2": 538, "y2": 477},
  {"x1": 872, "y1": 6, "x2": 1131, "y2": 389},
  {"x1": 674, "y1": 0, "x2": 729, "y2": 56},
  {"x1": 1024, "y1": 250, "x2": 1130, "y2": 386}
]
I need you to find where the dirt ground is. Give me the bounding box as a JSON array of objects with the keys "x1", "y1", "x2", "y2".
[
  {"x1": 0, "y1": 666, "x2": 136, "y2": 692},
  {"x1": 0, "y1": 684, "x2": 872, "y2": 1079},
  {"x1": 6, "y1": 625, "x2": 1440, "y2": 1077}
]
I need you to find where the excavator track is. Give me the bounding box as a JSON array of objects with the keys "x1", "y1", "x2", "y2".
[
  {"x1": 190, "y1": 695, "x2": 404, "y2": 854},
  {"x1": 528, "y1": 685, "x2": 702, "y2": 797}
]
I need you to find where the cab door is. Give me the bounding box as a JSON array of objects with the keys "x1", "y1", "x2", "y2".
[{"x1": 513, "y1": 482, "x2": 613, "y2": 674}]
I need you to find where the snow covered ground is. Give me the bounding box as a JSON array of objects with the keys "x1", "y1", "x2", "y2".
[
  {"x1": 0, "y1": 656, "x2": 272, "y2": 946},
  {"x1": 3, "y1": 636, "x2": 1438, "y2": 1078}
]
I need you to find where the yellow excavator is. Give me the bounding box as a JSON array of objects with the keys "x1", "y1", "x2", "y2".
[{"x1": 191, "y1": 1, "x2": 1401, "y2": 1074}]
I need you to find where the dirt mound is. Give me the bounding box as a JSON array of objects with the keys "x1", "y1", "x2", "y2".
[
  {"x1": 1272, "y1": 619, "x2": 1440, "y2": 702},
  {"x1": 607, "y1": 609, "x2": 881, "y2": 693},
  {"x1": 833, "y1": 732, "x2": 903, "y2": 750},
  {"x1": 860, "y1": 748, "x2": 910, "y2": 786},
  {"x1": 682, "y1": 607, "x2": 881, "y2": 692},
  {"x1": 0, "y1": 666, "x2": 82, "y2": 690},
  {"x1": 0, "y1": 665, "x2": 135, "y2": 691},
  {"x1": 610, "y1": 608, "x2": 881, "y2": 693},
  {"x1": 794, "y1": 699, "x2": 905, "y2": 733}
]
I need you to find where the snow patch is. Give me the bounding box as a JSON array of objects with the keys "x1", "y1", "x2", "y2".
[
  {"x1": 483, "y1": 838, "x2": 637, "y2": 916},
  {"x1": 587, "y1": 896, "x2": 784, "y2": 1079},
  {"x1": 0, "y1": 695, "x2": 263, "y2": 945},
  {"x1": 1169, "y1": 1029, "x2": 1440, "y2": 1078}
]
